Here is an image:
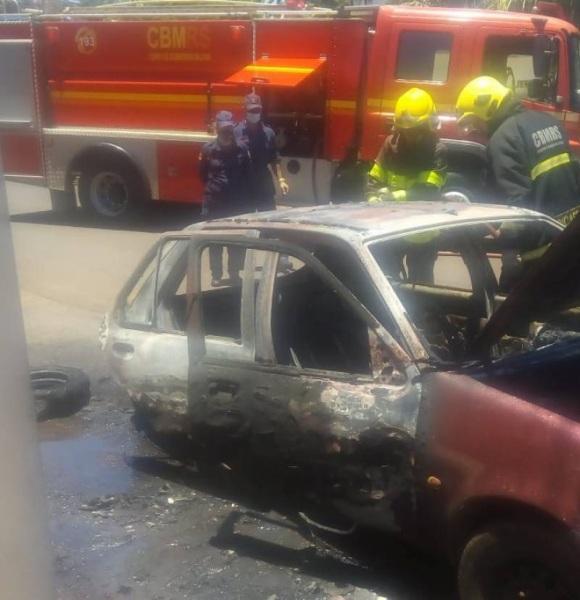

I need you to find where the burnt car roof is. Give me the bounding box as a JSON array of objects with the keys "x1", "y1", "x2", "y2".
[{"x1": 188, "y1": 202, "x2": 548, "y2": 241}]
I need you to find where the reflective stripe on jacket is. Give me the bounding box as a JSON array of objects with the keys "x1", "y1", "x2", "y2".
[{"x1": 366, "y1": 132, "x2": 447, "y2": 204}]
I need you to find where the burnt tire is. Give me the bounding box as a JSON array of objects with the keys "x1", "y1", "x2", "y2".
[
  {"x1": 31, "y1": 367, "x2": 90, "y2": 421},
  {"x1": 78, "y1": 157, "x2": 146, "y2": 220},
  {"x1": 458, "y1": 521, "x2": 580, "y2": 600}
]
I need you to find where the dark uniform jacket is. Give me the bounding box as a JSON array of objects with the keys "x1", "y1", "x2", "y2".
[
  {"x1": 488, "y1": 99, "x2": 580, "y2": 224},
  {"x1": 234, "y1": 121, "x2": 278, "y2": 205},
  {"x1": 199, "y1": 140, "x2": 252, "y2": 218},
  {"x1": 367, "y1": 131, "x2": 447, "y2": 202}
]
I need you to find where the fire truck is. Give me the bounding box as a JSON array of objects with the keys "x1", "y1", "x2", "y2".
[{"x1": 0, "y1": 2, "x2": 578, "y2": 219}]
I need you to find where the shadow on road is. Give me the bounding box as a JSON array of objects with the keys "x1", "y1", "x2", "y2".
[
  {"x1": 10, "y1": 204, "x2": 202, "y2": 234},
  {"x1": 128, "y1": 455, "x2": 457, "y2": 600}
]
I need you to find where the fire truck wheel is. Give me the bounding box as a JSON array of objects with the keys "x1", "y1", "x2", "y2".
[{"x1": 78, "y1": 159, "x2": 146, "y2": 220}]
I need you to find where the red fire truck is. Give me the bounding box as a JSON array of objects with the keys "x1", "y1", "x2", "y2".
[{"x1": 0, "y1": 3, "x2": 578, "y2": 219}]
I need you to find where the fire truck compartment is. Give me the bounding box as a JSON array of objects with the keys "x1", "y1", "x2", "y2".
[{"x1": 225, "y1": 57, "x2": 327, "y2": 88}]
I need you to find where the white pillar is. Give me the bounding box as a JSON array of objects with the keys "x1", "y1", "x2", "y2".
[{"x1": 0, "y1": 160, "x2": 54, "y2": 598}]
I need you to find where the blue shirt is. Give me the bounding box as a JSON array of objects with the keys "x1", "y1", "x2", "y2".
[
  {"x1": 199, "y1": 139, "x2": 251, "y2": 208},
  {"x1": 234, "y1": 121, "x2": 279, "y2": 198}
]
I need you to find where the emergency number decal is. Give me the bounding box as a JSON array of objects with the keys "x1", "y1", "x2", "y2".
[
  {"x1": 75, "y1": 27, "x2": 97, "y2": 55},
  {"x1": 147, "y1": 25, "x2": 211, "y2": 62}
]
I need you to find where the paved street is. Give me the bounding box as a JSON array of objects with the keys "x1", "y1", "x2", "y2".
[{"x1": 8, "y1": 182, "x2": 455, "y2": 600}]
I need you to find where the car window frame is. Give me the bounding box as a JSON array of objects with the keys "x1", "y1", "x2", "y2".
[
  {"x1": 114, "y1": 238, "x2": 163, "y2": 332},
  {"x1": 365, "y1": 216, "x2": 564, "y2": 360},
  {"x1": 186, "y1": 234, "x2": 414, "y2": 382}
]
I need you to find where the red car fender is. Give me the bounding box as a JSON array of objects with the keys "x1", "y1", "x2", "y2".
[{"x1": 422, "y1": 373, "x2": 580, "y2": 538}]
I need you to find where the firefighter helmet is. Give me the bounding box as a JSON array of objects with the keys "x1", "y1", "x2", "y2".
[
  {"x1": 456, "y1": 76, "x2": 512, "y2": 125},
  {"x1": 394, "y1": 88, "x2": 437, "y2": 130}
]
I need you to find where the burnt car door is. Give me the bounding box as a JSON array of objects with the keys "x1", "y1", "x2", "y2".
[{"x1": 186, "y1": 234, "x2": 423, "y2": 534}]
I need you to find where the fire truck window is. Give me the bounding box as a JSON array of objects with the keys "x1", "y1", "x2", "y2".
[
  {"x1": 0, "y1": 42, "x2": 36, "y2": 125},
  {"x1": 396, "y1": 31, "x2": 452, "y2": 83},
  {"x1": 482, "y1": 36, "x2": 558, "y2": 102},
  {"x1": 571, "y1": 36, "x2": 580, "y2": 111}
]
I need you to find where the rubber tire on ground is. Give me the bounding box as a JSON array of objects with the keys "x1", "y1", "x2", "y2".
[
  {"x1": 458, "y1": 521, "x2": 580, "y2": 600},
  {"x1": 31, "y1": 367, "x2": 90, "y2": 421},
  {"x1": 78, "y1": 157, "x2": 146, "y2": 220},
  {"x1": 50, "y1": 189, "x2": 76, "y2": 213}
]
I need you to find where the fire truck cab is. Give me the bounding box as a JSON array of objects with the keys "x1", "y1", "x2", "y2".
[{"x1": 0, "y1": 3, "x2": 578, "y2": 219}]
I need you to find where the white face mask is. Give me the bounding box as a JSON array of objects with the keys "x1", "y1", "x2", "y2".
[{"x1": 246, "y1": 112, "x2": 261, "y2": 124}]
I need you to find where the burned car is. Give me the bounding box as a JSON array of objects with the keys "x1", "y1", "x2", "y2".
[{"x1": 102, "y1": 202, "x2": 580, "y2": 598}]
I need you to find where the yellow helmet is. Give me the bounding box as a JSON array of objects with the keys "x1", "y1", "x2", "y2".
[
  {"x1": 394, "y1": 88, "x2": 437, "y2": 130},
  {"x1": 456, "y1": 76, "x2": 512, "y2": 125}
]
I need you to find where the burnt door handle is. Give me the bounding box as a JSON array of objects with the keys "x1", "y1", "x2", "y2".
[
  {"x1": 208, "y1": 380, "x2": 239, "y2": 399},
  {"x1": 112, "y1": 342, "x2": 135, "y2": 359}
]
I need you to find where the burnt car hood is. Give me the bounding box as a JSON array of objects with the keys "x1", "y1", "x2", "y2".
[{"x1": 472, "y1": 213, "x2": 580, "y2": 355}]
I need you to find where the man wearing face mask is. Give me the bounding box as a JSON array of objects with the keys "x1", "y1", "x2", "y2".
[
  {"x1": 234, "y1": 93, "x2": 289, "y2": 212},
  {"x1": 199, "y1": 110, "x2": 252, "y2": 286}
]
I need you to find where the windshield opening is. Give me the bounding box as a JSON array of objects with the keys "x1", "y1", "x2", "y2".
[{"x1": 369, "y1": 219, "x2": 575, "y2": 363}]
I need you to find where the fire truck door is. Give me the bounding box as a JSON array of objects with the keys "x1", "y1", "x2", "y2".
[
  {"x1": 561, "y1": 34, "x2": 580, "y2": 156},
  {"x1": 477, "y1": 30, "x2": 565, "y2": 124},
  {"x1": 377, "y1": 21, "x2": 470, "y2": 131},
  {"x1": 0, "y1": 37, "x2": 44, "y2": 182}
]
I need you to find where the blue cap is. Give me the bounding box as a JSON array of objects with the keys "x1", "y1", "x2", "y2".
[
  {"x1": 216, "y1": 110, "x2": 235, "y2": 129},
  {"x1": 244, "y1": 93, "x2": 262, "y2": 110}
]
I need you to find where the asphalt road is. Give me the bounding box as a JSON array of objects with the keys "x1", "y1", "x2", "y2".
[{"x1": 8, "y1": 183, "x2": 456, "y2": 600}]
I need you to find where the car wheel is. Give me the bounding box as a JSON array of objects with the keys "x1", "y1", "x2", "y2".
[
  {"x1": 78, "y1": 158, "x2": 145, "y2": 219},
  {"x1": 458, "y1": 521, "x2": 580, "y2": 600},
  {"x1": 31, "y1": 367, "x2": 90, "y2": 421}
]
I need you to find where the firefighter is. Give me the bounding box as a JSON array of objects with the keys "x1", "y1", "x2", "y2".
[
  {"x1": 234, "y1": 93, "x2": 289, "y2": 212},
  {"x1": 199, "y1": 110, "x2": 252, "y2": 286},
  {"x1": 367, "y1": 87, "x2": 447, "y2": 204},
  {"x1": 367, "y1": 88, "x2": 447, "y2": 284},
  {"x1": 456, "y1": 76, "x2": 579, "y2": 219},
  {"x1": 456, "y1": 75, "x2": 580, "y2": 289}
]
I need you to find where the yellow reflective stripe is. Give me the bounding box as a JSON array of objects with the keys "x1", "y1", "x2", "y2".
[
  {"x1": 530, "y1": 152, "x2": 571, "y2": 180},
  {"x1": 370, "y1": 165, "x2": 445, "y2": 193},
  {"x1": 369, "y1": 162, "x2": 387, "y2": 182},
  {"x1": 417, "y1": 170, "x2": 446, "y2": 188},
  {"x1": 387, "y1": 172, "x2": 412, "y2": 189},
  {"x1": 392, "y1": 190, "x2": 407, "y2": 201}
]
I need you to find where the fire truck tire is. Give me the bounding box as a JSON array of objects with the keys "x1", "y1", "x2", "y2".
[
  {"x1": 50, "y1": 190, "x2": 76, "y2": 213},
  {"x1": 78, "y1": 158, "x2": 146, "y2": 220}
]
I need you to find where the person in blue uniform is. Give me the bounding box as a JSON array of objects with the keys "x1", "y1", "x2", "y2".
[
  {"x1": 234, "y1": 93, "x2": 289, "y2": 212},
  {"x1": 199, "y1": 110, "x2": 252, "y2": 286}
]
